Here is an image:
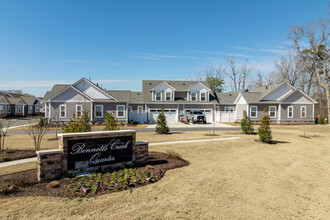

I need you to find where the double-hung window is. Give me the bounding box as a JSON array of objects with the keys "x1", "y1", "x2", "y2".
[
  {"x1": 165, "y1": 92, "x2": 171, "y2": 101},
  {"x1": 76, "y1": 105, "x2": 82, "y2": 117},
  {"x1": 301, "y1": 106, "x2": 306, "y2": 118},
  {"x1": 95, "y1": 105, "x2": 103, "y2": 118},
  {"x1": 138, "y1": 106, "x2": 143, "y2": 113},
  {"x1": 191, "y1": 92, "x2": 197, "y2": 101},
  {"x1": 117, "y1": 105, "x2": 125, "y2": 118},
  {"x1": 60, "y1": 105, "x2": 66, "y2": 118},
  {"x1": 155, "y1": 92, "x2": 162, "y2": 101},
  {"x1": 288, "y1": 106, "x2": 293, "y2": 118},
  {"x1": 201, "y1": 92, "x2": 206, "y2": 101},
  {"x1": 250, "y1": 106, "x2": 257, "y2": 118},
  {"x1": 269, "y1": 106, "x2": 276, "y2": 118}
]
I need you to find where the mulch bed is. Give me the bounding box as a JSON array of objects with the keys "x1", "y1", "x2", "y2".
[
  {"x1": 0, "y1": 150, "x2": 36, "y2": 163},
  {"x1": 0, "y1": 152, "x2": 189, "y2": 198}
]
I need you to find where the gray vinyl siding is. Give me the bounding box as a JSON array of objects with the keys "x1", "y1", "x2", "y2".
[
  {"x1": 218, "y1": 105, "x2": 236, "y2": 111},
  {"x1": 94, "y1": 102, "x2": 128, "y2": 123},
  {"x1": 129, "y1": 104, "x2": 145, "y2": 111},
  {"x1": 280, "y1": 104, "x2": 313, "y2": 121},
  {"x1": 236, "y1": 104, "x2": 247, "y2": 120},
  {"x1": 249, "y1": 104, "x2": 279, "y2": 122},
  {"x1": 0, "y1": 104, "x2": 7, "y2": 115}
]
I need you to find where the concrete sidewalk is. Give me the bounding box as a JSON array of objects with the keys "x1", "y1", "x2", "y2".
[
  {"x1": 0, "y1": 136, "x2": 240, "y2": 169},
  {"x1": 147, "y1": 122, "x2": 234, "y2": 128}
]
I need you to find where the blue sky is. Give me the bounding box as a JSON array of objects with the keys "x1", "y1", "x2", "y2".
[{"x1": 0, "y1": 0, "x2": 328, "y2": 96}]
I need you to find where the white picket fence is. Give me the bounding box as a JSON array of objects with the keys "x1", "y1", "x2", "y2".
[
  {"x1": 128, "y1": 111, "x2": 147, "y2": 123},
  {"x1": 216, "y1": 111, "x2": 237, "y2": 122}
]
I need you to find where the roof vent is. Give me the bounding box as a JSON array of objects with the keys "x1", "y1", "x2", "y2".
[
  {"x1": 266, "y1": 86, "x2": 268, "y2": 90},
  {"x1": 149, "y1": 83, "x2": 152, "y2": 85}
]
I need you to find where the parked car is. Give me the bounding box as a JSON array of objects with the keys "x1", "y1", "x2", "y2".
[{"x1": 186, "y1": 111, "x2": 206, "y2": 124}]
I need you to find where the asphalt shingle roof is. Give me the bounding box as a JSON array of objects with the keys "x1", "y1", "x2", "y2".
[
  {"x1": 20, "y1": 96, "x2": 36, "y2": 105},
  {"x1": 43, "y1": 84, "x2": 69, "y2": 100}
]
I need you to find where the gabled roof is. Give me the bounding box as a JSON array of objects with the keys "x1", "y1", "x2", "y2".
[
  {"x1": 73, "y1": 78, "x2": 116, "y2": 100},
  {"x1": 130, "y1": 91, "x2": 144, "y2": 103},
  {"x1": 8, "y1": 98, "x2": 24, "y2": 105},
  {"x1": 43, "y1": 84, "x2": 70, "y2": 100},
  {"x1": 188, "y1": 82, "x2": 211, "y2": 91},
  {"x1": 249, "y1": 82, "x2": 294, "y2": 101},
  {"x1": 105, "y1": 90, "x2": 131, "y2": 102},
  {"x1": 216, "y1": 91, "x2": 240, "y2": 104},
  {"x1": 0, "y1": 92, "x2": 10, "y2": 103},
  {"x1": 6, "y1": 93, "x2": 23, "y2": 98},
  {"x1": 47, "y1": 85, "x2": 93, "y2": 101},
  {"x1": 20, "y1": 96, "x2": 36, "y2": 105},
  {"x1": 151, "y1": 81, "x2": 176, "y2": 91},
  {"x1": 278, "y1": 89, "x2": 317, "y2": 103}
]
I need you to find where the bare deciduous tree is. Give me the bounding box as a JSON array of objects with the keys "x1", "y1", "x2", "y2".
[
  {"x1": 290, "y1": 18, "x2": 330, "y2": 122},
  {"x1": 273, "y1": 50, "x2": 304, "y2": 87},
  {"x1": 204, "y1": 65, "x2": 225, "y2": 92},
  {"x1": 225, "y1": 56, "x2": 252, "y2": 91},
  {"x1": 24, "y1": 121, "x2": 48, "y2": 151},
  {"x1": 0, "y1": 120, "x2": 14, "y2": 151}
]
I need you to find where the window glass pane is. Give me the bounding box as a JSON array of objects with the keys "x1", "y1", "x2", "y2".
[
  {"x1": 191, "y1": 93, "x2": 196, "y2": 101},
  {"x1": 201, "y1": 93, "x2": 206, "y2": 101},
  {"x1": 60, "y1": 106, "x2": 65, "y2": 117},
  {"x1": 118, "y1": 106, "x2": 124, "y2": 116},
  {"x1": 251, "y1": 107, "x2": 257, "y2": 117},
  {"x1": 96, "y1": 106, "x2": 102, "y2": 116},
  {"x1": 156, "y1": 92, "x2": 161, "y2": 101},
  {"x1": 166, "y1": 92, "x2": 171, "y2": 101}
]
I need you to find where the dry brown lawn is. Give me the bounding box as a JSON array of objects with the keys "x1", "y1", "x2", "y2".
[{"x1": 0, "y1": 125, "x2": 329, "y2": 219}]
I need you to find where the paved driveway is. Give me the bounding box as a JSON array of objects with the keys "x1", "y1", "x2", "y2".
[{"x1": 147, "y1": 122, "x2": 235, "y2": 128}]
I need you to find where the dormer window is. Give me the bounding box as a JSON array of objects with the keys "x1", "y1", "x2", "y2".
[
  {"x1": 191, "y1": 92, "x2": 197, "y2": 101},
  {"x1": 201, "y1": 92, "x2": 206, "y2": 101},
  {"x1": 155, "y1": 92, "x2": 162, "y2": 101},
  {"x1": 166, "y1": 92, "x2": 171, "y2": 101}
]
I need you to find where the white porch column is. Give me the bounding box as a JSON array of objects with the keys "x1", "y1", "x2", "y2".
[
  {"x1": 49, "y1": 102, "x2": 51, "y2": 120},
  {"x1": 90, "y1": 103, "x2": 93, "y2": 121},
  {"x1": 278, "y1": 103, "x2": 282, "y2": 124}
]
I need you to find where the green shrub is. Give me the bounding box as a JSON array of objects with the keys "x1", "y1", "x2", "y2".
[
  {"x1": 258, "y1": 109, "x2": 272, "y2": 143},
  {"x1": 38, "y1": 115, "x2": 44, "y2": 127},
  {"x1": 318, "y1": 115, "x2": 324, "y2": 124},
  {"x1": 155, "y1": 109, "x2": 170, "y2": 134},
  {"x1": 104, "y1": 112, "x2": 119, "y2": 131},
  {"x1": 241, "y1": 110, "x2": 254, "y2": 134},
  {"x1": 63, "y1": 110, "x2": 91, "y2": 133}
]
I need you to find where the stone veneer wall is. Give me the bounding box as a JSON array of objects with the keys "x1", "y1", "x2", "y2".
[{"x1": 36, "y1": 130, "x2": 148, "y2": 181}]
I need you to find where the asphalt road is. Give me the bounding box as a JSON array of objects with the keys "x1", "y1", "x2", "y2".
[{"x1": 7, "y1": 126, "x2": 241, "y2": 135}]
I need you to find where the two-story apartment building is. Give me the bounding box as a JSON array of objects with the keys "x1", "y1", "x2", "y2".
[{"x1": 44, "y1": 78, "x2": 317, "y2": 124}]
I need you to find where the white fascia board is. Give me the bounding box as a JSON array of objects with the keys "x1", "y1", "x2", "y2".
[
  {"x1": 233, "y1": 93, "x2": 242, "y2": 104},
  {"x1": 47, "y1": 85, "x2": 94, "y2": 102},
  {"x1": 73, "y1": 77, "x2": 117, "y2": 101},
  {"x1": 188, "y1": 82, "x2": 211, "y2": 91},
  {"x1": 151, "y1": 81, "x2": 176, "y2": 91}
]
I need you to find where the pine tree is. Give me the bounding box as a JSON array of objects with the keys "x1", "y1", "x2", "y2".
[
  {"x1": 155, "y1": 109, "x2": 170, "y2": 134},
  {"x1": 63, "y1": 110, "x2": 91, "y2": 133},
  {"x1": 318, "y1": 115, "x2": 325, "y2": 124},
  {"x1": 104, "y1": 112, "x2": 119, "y2": 131},
  {"x1": 241, "y1": 110, "x2": 254, "y2": 134},
  {"x1": 258, "y1": 108, "x2": 272, "y2": 143}
]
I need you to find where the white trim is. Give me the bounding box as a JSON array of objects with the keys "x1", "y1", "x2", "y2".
[
  {"x1": 59, "y1": 104, "x2": 66, "y2": 118},
  {"x1": 138, "y1": 106, "x2": 143, "y2": 113},
  {"x1": 300, "y1": 106, "x2": 306, "y2": 118},
  {"x1": 250, "y1": 106, "x2": 257, "y2": 118},
  {"x1": 269, "y1": 106, "x2": 276, "y2": 118},
  {"x1": 188, "y1": 82, "x2": 211, "y2": 91},
  {"x1": 281, "y1": 102, "x2": 313, "y2": 104},
  {"x1": 73, "y1": 78, "x2": 117, "y2": 101},
  {"x1": 277, "y1": 90, "x2": 294, "y2": 101},
  {"x1": 200, "y1": 92, "x2": 206, "y2": 101},
  {"x1": 116, "y1": 105, "x2": 125, "y2": 118},
  {"x1": 94, "y1": 105, "x2": 103, "y2": 118},
  {"x1": 165, "y1": 91, "x2": 172, "y2": 101},
  {"x1": 191, "y1": 92, "x2": 197, "y2": 101},
  {"x1": 76, "y1": 105, "x2": 82, "y2": 117},
  {"x1": 50, "y1": 100, "x2": 91, "y2": 103},
  {"x1": 287, "y1": 106, "x2": 293, "y2": 118},
  {"x1": 155, "y1": 91, "x2": 162, "y2": 101},
  {"x1": 279, "y1": 103, "x2": 281, "y2": 121},
  {"x1": 47, "y1": 85, "x2": 94, "y2": 102}
]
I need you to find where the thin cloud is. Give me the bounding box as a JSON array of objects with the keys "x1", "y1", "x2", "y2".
[
  {"x1": 129, "y1": 52, "x2": 198, "y2": 60},
  {"x1": 186, "y1": 49, "x2": 254, "y2": 58},
  {"x1": 233, "y1": 45, "x2": 286, "y2": 54},
  {"x1": 64, "y1": 59, "x2": 109, "y2": 64}
]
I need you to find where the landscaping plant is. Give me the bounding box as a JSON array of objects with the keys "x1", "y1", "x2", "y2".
[
  {"x1": 318, "y1": 115, "x2": 324, "y2": 124},
  {"x1": 0, "y1": 120, "x2": 14, "y2": 151},
  {"x1": 155, "y1": 108, "x2": 170, "y2": 134},
  {"x1": 24, "y1": 120, "x2": 49, "y2": 151},
  {"x1": 258, "y1": 108, "x2": 272, "y2": 143},
  {"x1": 63, "y1": 110, "x2": 91, "y2": 133},
  {"x1": 104, "y1": 112, "x2": 119, "y2": 131},
  {"x1": 241, "y1": 110, "x2": 254, "y2": 134}
]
